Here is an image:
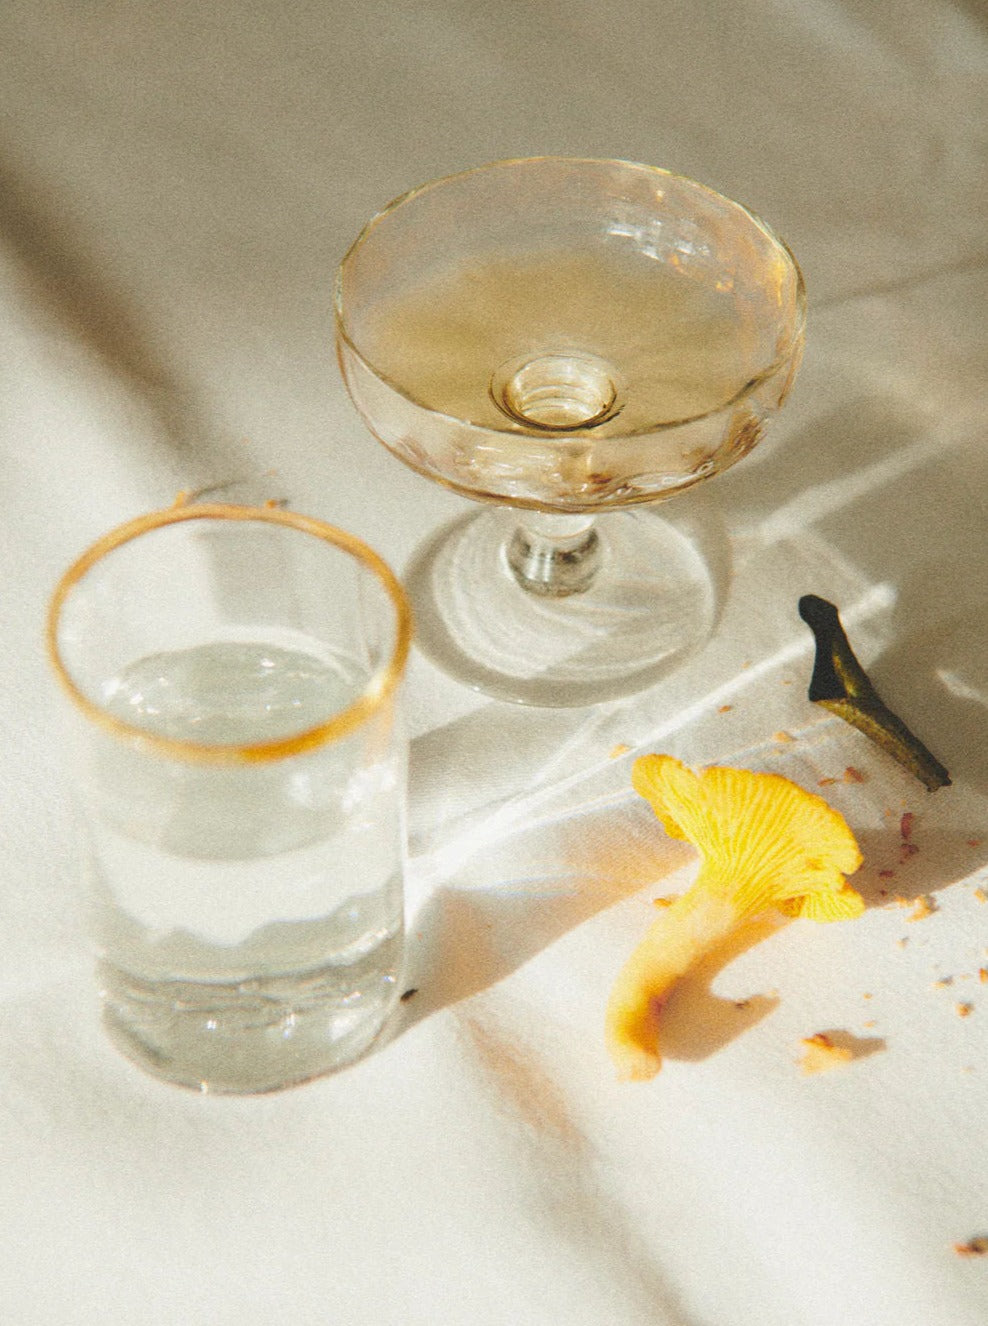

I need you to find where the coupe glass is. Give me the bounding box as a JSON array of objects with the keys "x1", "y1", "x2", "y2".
[{"x1": 335, "y1": 157, "x2": 805, "y2": 706}]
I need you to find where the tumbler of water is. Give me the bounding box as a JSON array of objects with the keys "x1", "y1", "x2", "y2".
[{"x1": 46, "y1": 503, "x2": 412, "y2": 1094}]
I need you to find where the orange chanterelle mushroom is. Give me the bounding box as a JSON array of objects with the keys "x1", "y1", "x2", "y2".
[{"x1": 606, "y1": 754, "x2": 865, "y2": 1081}]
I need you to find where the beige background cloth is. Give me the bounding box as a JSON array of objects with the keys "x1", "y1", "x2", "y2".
[{"x1": 1, "y1": 2, "x2": 986, "y2": 1322}]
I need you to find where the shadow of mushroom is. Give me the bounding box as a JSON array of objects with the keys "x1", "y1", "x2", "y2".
[
  {"x1": 651, "y1": 915, "x2": 784, "y2": 1064},
  {"x1": 853, "y1": 828, "x2": 988, "y2": 911}
]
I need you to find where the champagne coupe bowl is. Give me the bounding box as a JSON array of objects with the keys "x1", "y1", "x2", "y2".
[{"x1": 335, "y1": 157, "x2": 805, "y2": 706}]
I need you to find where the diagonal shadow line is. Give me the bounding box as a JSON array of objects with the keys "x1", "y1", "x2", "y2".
[
  {"x1": 452, "y1": 1006, "x2": 709, "y2": 1326},
  {"x1": 395, "y1": 874, "x2": 646, "y2": 1030},
  {"x1": 813, "y1": 251, "x2": 988, "y2": 313},
  {"x1": 0, "y1": 150, "x2": 209, "y2": 455},
  {"x1": 390, "y1": 808, "x2": 700, "y2": 1038}
]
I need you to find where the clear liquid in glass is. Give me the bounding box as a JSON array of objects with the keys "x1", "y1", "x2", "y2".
[{"x1": 85, "y1": 640, "x2": 405, "y2": 1093}]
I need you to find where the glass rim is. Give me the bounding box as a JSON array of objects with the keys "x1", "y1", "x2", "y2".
[
  {"x1": 45, "y1": 502, "x2": 414, "y2": 766},
  {"x1": 334, "y1": 154, "x2": 807, "y2": 440}
]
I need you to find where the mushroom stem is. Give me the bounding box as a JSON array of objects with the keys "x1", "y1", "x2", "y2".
[
  {"x1": 605, "y1": 884, "x2": 738, "y2": 1081},
  {"x1": 798, "y1": 595, "x2": 950, "y2": 792}
]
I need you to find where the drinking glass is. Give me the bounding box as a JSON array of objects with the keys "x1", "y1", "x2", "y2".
[
  {"x1": 46, "y1": 503, "x2": 412, "y2": 1093},
  {"x1": 336, "y1": 157, "x2": 804, "y2": 705}
]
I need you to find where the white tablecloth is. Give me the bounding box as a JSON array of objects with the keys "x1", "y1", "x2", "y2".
[{"x1": 1, "y1": 2, "x2": 987, "y2": 1323}]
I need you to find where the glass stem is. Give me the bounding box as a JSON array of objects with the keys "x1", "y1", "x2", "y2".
[{"x1": 506, "y1": 512, "x2": 602, "y2": 597}]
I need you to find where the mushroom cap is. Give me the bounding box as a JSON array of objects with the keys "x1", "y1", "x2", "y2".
[{"x1": 631, "y1": 755, "x2": 864, "y2": 921}]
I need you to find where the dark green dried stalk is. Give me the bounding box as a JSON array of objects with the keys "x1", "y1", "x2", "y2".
[{"x1": 798, "y1": 595, "x2": 951, "y2": 792}]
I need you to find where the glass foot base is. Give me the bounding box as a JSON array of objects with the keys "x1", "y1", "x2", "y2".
[
  {"x1": 404, "y1": 505, "x2": 728, "y2": 706},
  {"x1": 99, "y1": 955, "x2": 401, "y2": 1093}
]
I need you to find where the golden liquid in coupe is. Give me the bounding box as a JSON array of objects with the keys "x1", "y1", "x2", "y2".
[{"x1": 357, "y1": 246, "x2": 779, "y2": 434}]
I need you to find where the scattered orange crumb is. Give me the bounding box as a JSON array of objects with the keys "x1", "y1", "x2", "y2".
[
  {"x1": 973, "y1": 887, "x2": 987, "y2": 904},
  {"x1": 843, "y1": 766, "x2": 866, "y2": 784},
  {"x1": 718, "y1": 704, "x2": 733, "y2": 714},
  {"x1": 956, "y1": 1002, "x2": 974, "y2": 1018},
  {"x1": 907, "y1": 895, "x2": 936, "y2": 922},
  {"x1": 799, "y1": 1033, "x2": 853, "y2": 1075},
  {"x1": 896, "y1": 937, "x2": 909, "y2": 948},
  {"x1": 773, "y1": 731, "x2": 794, "y2": 744},
  {"x1": 933, "y1": 977, "x2": 954, "y2": 989},
  {"x1": 900, "y1": 812, "x2": 915, "y2": 840},
  {"x1": 862, "y1": 992, "x2": 873, "y2": 999},
  {"x1": 862, "y1": 1019, "x2": 877, "y2": 1028},
  {"x1": 609, "y1": 743, "x2": 631, "y2": 760},
  {"x1": 979, "y1": 968, "x2": 988, "y2": 984},
  {"x1": 818, "y1": 777, "x2": 837, "y2": 787},
  {"x1": 651, "y1": 896, "x2": 675, "y2": 909},
  {"x1": 954, "y1": 1237, "x2": 988, "y2": 1258}
]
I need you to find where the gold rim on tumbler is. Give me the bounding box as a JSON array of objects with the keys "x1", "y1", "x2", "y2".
[{"x1": 46, "y1": 502, "x2": 413, "y2": 765}]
